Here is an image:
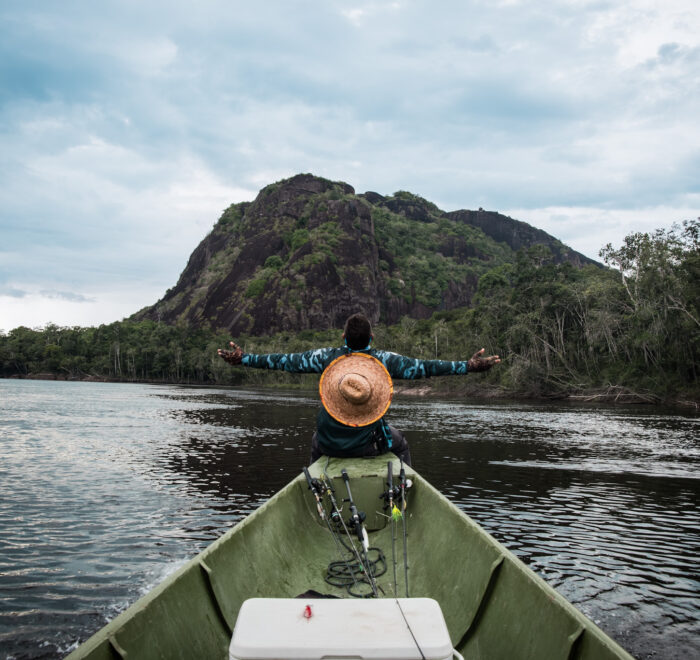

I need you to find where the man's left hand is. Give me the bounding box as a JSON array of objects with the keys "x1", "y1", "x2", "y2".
[{"x1": 468, "y1": 348, "x2": 500, "y2": 372}]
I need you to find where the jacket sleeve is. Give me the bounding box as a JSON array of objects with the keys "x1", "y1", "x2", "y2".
[
  {"x1": 373, "y1": 349, "x2": 469, "y2": 379},
  {"x1": 241, "y1": 347, "x2": 335, "y2": 374}
]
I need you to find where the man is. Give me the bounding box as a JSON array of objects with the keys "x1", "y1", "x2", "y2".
[{"x1": 218, "y1": 313, "x2": 500, "y2": 465}]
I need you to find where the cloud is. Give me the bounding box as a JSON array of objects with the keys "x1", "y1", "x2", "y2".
[
  {"x1": 340, "y1": 8, "x2": 367, "y2": 26},
  {"x1": 39, "y1": 290, "x2": 96, "y2": 303},
  {"x1": 0, "y1": 286, "x2": 28, "y2": 298},
  {"x1": 0, "y1": 287, "x2": 160, "y2": 332},
  {"x1": 1, "y1": 0, "x2": 699, "y2": 330}
]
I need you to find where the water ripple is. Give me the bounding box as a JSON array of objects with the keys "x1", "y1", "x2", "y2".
[{"x1": 1, "y1": 381, "x2": 698, "y2": 660}]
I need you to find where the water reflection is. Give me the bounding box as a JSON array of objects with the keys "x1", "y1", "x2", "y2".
[
  {"x1": 156, "y1": 389, "x2": 318, "y2": 500},
  {"x1": 1, "y1": 381, "x2": 698, "y2": 660}
]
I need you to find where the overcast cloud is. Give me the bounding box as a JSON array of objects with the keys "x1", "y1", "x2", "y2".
[{"x1": 1, "y1": 0, "x2": 698, "y2": 331}]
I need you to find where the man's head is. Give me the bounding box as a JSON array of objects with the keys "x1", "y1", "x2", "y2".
[{"x1": 343, "y1": 313, "x2": 373, "y2": 350}]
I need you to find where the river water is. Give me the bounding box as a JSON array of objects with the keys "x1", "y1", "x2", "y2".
[{"x1": 0, "y1": 380, "x2": 698, "y2": 659}]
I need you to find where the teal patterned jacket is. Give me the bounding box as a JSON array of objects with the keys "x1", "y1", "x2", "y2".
[{"x1": 241, "y1": 346, "x2": 471, "y2": 455}]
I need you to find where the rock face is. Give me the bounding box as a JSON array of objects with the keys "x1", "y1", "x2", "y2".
[
  {"x1": 445, "y1": 209, "x2": 595, "y2": 268},
  {"x1": 132, "y1": 174, "x2": 597, "y2": 335}
]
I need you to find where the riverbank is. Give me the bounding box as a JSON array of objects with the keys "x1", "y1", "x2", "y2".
[
  {"x1": 395, "y1": 381, "x2": 700, "y2": 409},
  {"x1": 4, "y1": 372, "x2": 698, "y2": 410}
]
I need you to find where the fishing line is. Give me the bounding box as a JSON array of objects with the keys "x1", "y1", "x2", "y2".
[
  {"x1": 321, "y1": 477, "x2": 383, "y2": 598},
  {"x1": 395, "y1": 598, "x2": 426, "y2": 660},
  {"x1": 325, "y1": 546, "x2": 386, "y2": 598}
]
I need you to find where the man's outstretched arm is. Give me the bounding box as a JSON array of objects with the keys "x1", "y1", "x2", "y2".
[
  {"x1": 376, "y1": 347, "x2": 500, "y2": 379},
  {"x1": 217, "y1": 341, "x2": 335, "y2": 373}
]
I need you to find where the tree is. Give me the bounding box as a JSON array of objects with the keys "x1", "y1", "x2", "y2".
[{"x1": 599, "y1": 219, "x2": 700, "y2": 386}]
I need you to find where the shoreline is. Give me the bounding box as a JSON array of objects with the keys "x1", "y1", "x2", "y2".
[{"x1": 4, "y1": 373, "x2": 698, "y2": 410}]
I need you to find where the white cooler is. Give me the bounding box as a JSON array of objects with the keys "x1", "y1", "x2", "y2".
[{"x1": 229, "y1": 597, "x2": 455, "y2": 660}]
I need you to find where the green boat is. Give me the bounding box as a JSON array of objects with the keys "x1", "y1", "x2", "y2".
[{"x1": 67, "y1": 456, "x2": 634, "y2": 660}]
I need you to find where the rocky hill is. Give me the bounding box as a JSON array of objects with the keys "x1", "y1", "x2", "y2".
[{"x1": 132, "y1": 174, "x2": 598, "y2": 335}]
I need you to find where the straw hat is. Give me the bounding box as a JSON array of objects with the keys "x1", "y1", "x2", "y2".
[{"x1": 319, "y1": 353, "x2": 393, "y2": 427}]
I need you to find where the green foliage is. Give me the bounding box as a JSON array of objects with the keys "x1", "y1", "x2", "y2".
[
  {"x1": 370, "y1": 203, "x2": 512, "y2": 309},
  {"x1": 217, "y1": 203, "x2": 245, "y2": 233},
  {"x1": 245, "y1": 274, "x2": 269, "y2": 298},
  {"x1": 390, "y1": 190, "x2": 442, "y2": 215},
  {"x1": 264, "y1": 255, "x2": 284, "y2": 270},
  {"x1": 290, "y1": 228, "x2": 309, "y2": 251},
  {"x1": 0, "y1": 321, "x2": 243, "y2": 385}
]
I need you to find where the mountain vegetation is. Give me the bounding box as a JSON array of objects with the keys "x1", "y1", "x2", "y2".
[{"x1": 1, "y1": 175, "x2": 697, "y2": 405}]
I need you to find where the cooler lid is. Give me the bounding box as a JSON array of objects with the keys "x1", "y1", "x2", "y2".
[{"x1": 229, "y1": 597, "x2": 453, "y2": 660}]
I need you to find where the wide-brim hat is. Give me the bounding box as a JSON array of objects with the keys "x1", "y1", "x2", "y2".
[{"x1": 319, "y1": 353, "x2": 393, "y2": 427}]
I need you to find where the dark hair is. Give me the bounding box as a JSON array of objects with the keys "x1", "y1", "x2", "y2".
[{"x1": 344, "y1": 313, "x2": 372, "y2": 350}]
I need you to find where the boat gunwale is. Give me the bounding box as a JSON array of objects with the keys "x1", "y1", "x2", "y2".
[{"x1": 66, "y1": 455, "x2": 635, "y2": 660}]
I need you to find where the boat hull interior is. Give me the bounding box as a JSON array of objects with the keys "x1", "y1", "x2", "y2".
[{"x1": 67, "y1": 455, "x2": 634, "y2": 660}]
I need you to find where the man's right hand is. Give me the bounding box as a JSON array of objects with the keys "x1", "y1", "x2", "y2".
[{"x1": 217, "y1": 341, "x2": 243, "y2": 365}]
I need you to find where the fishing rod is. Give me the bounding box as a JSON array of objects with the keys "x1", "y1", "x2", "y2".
[
  {"x1": 303, "y1": 467, "x2": 362, "y2": 594},
  {"x1": 312, "y1": 463, "x2": 384, "y2": 597},
  {"x1": 380, "y1": 460, "x2": 402, "y2": 597},
  {"x1": 399, "y1": 458, "x2": 410, "y2": 597},
  {"x1": 303, "y1": 466, "x2": 325, "y2": 520},
  {"x1": 303, "y1": 467, "x2": 345, "y2": 536},
  {"x1": 341, "y1": 469, "x2": 369, "y2": 552},
  {"x1": 386, "y1": 461, "x2": 401, "y2": 598},
  {"x1": 340, "y1": 468, "x2": 379, "y2": 597}
]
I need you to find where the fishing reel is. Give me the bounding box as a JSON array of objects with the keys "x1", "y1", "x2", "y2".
[
  {"x1": 303, "y1": 467, "x2": 333, "y2": 522},
  {"x1": 344, "y1": 506, "x2": 367, "y2": 530},
  {"x1": 329, "y1": 506, "x2": 342, "y2": 525},
  {"x1": 379, "y1": 485, "x2": 402, "y2": 510},
  {"x1": 344, "y1": 506, "x2": 369, "y2": 553},
  {"x1": 379, "y1": 460, "x2": 412, "y2": 512}
]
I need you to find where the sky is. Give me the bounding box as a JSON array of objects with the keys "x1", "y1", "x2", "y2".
[{"x1": 1, "y1": 0, "x2": 699, "y2": 332}]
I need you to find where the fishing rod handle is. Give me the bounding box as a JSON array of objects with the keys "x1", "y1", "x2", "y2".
[
  {"x1": 341, "y1": 469, "x2": 356, "y2": 503},
  {"x1": 303, "y1": 466, "x2": 315, "y2": 490},
  {"x1": 387, "y1": 460, "x2": 393, "y2": 486}
]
